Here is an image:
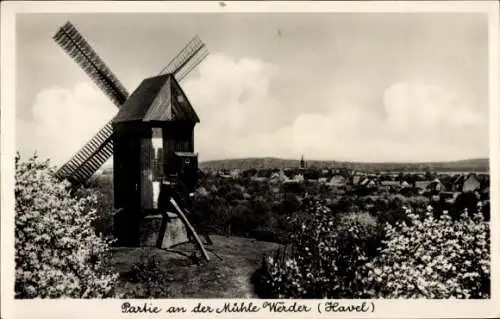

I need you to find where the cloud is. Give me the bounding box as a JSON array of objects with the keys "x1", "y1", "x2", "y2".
[
  {"x1": 17, "y1": 56, "x2": 488, "y2": 165},
  {"x1": 383, "y1": 82, "x2": 485, "y2": 137},
  {"x1": 284, "y1": 81, "x2": 487, "y2": 162},
  {"x1": 184, "y1": 54, "x2": 488, "y2": 162},
  {"x1": 184, "y1": 53, "x2": 282, "y2": 138},
  {"x1": 16, "y1": 82, "x2": 117, "y2": 165}
]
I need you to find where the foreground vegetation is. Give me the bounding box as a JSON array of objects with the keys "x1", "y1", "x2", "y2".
[
  {"x1": 258, "y1": 200, "x2": 490, "y2": 298},
  {"x1": 15, "y1": 154, "x2": 118, "y2": 298},
  {"x1": 14, "y1": 155, "x2": 490, "y2": 298}
]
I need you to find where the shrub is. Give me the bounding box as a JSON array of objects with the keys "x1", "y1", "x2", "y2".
[
  {"x1": 260, "y1": 200, "x2": 382, "y2": 298},
  {"x1": 363, "y1": 208, "x2": 490, "y2": 298},
  {"x1": 258, "y1": 200, "x2": 490, "y2": 299},
  {"x1": 15, "y1": 154, "x2": 118, "y2": 298},
  {"x1": 120, "y1": 254, "x2": 174, "y2": 298},
  {"x1": 75, "y1": 174, "x2": 115, "y2": 238}
]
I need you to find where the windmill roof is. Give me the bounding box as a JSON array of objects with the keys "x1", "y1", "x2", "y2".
[{"x1": 113, "y1": 74, "x2": 200, "y2": 124}]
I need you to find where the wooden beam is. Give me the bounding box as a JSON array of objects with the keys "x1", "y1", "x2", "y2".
[{"x1": 169, "y1": 197, "x2": 210, "y2": 261}]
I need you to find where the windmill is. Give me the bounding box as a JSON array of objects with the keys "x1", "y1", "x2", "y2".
[{"x1": 52, "y1": 21, "x2": 211, "y2": 261}]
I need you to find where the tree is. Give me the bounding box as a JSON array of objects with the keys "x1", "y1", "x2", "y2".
[
  {"x1": 252, "y1": 197, "x2": 272, "y2": 225},
  {"x1": 241, "y1": 168, "x2": 257, "y2": 179},
  {"x1": 15, "y1": 154, "x2": 118, "y2": 298},
  {"x1": 75, "y1": 175, "x2": 114, "y2": 238},
  {"x1": 364, "y1": 210, "x2": 490, "y2": 298},
  {"x1": 424, "y1": 171, "x2": 434, "y2": 181}
]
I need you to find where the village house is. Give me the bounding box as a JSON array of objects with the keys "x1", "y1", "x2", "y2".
[
  {"x1": 380, "y1": 180, "x2": 401, "y2": 192},
  {"x1": 269, "y1": 170, "x2": 289, "y2": 184},
  {"x1": 284, "y1": 173, "x2": 305, "y2": 184},
  {"x1": 327, "y1": 175, "x2": 347, "y2": 187},
  {"x1": 318, "y1": 177, "x2": 328, "y2": 184},
  {"x1": 401, "y1": 180, "x2": 410, "y2": 188},
  {"x1": 462, "y1": 174, "x2": 482, "y2": 192},
  {"x1": 352, "y1": 175, "x2": 362, "y2": 185},
  {"x1": 441, "y1": 191, "x2": 460, "y2": 205},
  {"x1": 251, "y1": 176, "x2": 269, "y2": 182},
  {"x1": 447, "y1": 173, "x2": 488, "y2": 193},
  {"x1": 414, "y1": 180, "x2": 435, "y2": 195},
  {"x1": 449, "y1": 175, "x2": 466, "y2": 192},
  {"x1": 230, "y1": 169, "x2": 241, "y2": 179},
  {"x1": 217, "y1": 169, "x2": 233, "y2": 179},
  {"x1": 428, "y1": 178, "x2": 447, "y2": 194},
  {"x1": 358, "y1": 177, "x2": 377, "y2": 189}
]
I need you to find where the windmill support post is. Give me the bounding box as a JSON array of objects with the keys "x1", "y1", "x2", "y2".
[
  {"x1": 183, "y1": 207, "x2": 214, "y2": 246},
  {"x1": 113, "y1": 207, "x2": 141, "y2": 247},
  {"x1": 155, "y1": 210, "x2": 170, "y2": 248},
  {"x1": 169, "y1": 197, "x2": 210, "y2": 261}
]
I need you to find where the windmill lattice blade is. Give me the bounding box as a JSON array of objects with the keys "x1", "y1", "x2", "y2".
[
  {"x1": 174, "y1": 46, "x2": 209, "y2": 82},
  {"x1": 55, "y1": 121, "x2": 114, "y2": 185},
  {"x1": 53, "y1": 21, "x2": 129, "y2": 107},
  {"x1": 158, "y1": 35, "x2": 208, "y2": 80}
]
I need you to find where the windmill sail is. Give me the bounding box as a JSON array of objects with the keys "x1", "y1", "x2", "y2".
[
  {"x1": 158, "y1": 35, "x2": 209, "y2": 82},
  {"x1": 55, "y1": 121, "x2": 114, "y2": 184},
  {"x1": 52, "y1": 21, "x2": 126, "y2": 184},
  {"x1": 53, "y1": 22, "x2": 208, "y2": 185},
  {"x1": 53, "y1": 21, "x2": 129, "y2": 106}
]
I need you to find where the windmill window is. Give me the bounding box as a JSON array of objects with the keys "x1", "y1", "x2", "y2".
[
  {"x1": 153, "y1": 148, "x2": 164, "y2": 181},
  {"x1": 151, "y1": 127, "x2": 164, "y2": 181},
  {"x1": 177, "y1": 95, "x2": 184, "y2": 103},
  {"x1": 185, "y1": 158, "x2": 191, "y2": 164}
]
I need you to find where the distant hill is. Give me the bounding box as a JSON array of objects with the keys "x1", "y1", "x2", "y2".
[{"x1": 199, "y1": 157, "x2": 489, "y2": 173}]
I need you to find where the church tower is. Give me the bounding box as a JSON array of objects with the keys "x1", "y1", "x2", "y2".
[{"x1": 299, "y1": 154, "x2": 306, "y2": 170}]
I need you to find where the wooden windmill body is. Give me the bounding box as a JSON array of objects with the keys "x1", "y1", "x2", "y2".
[{"x1": 52, "y1": 22, "x2": 210, "y2": 260}]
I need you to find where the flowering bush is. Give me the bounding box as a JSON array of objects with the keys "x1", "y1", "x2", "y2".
[
  {"x1": 363, "y1": 208, "x2": 490, "y2": 298},
  {"x1": 259, "y1": 199, "x2": 490, "y2": 299},
  {"x1": 261, "y1": 199, "x2": 382, "y2": 298},
  {"x1": 15, "y1": 154, "x2": 118, "y2": 298},
  {"x1": 75, "y1": 175, "x2": 115, "y2": 239}
]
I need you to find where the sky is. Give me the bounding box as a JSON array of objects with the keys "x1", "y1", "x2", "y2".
[{"x1": 15, "y1": 12, "x2": 490, "y2": 165}]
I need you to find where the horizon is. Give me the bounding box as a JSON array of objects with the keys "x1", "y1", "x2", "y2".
[
  {"x1": 15, "y1": 12, "x2": 489, "y2": 165},
  {"x1": 92, "y1": 155, "x2": 487, "y2": 170},
  {"x1": 198, "y1": 156, "x2": 489, "y2": 165},
  {"x1": 15, "y1": 152, "x2": 488, "y2": 168}
]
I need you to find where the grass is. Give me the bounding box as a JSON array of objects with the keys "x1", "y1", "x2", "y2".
[{"x1": 109, "y1": 235, "x2": 280, "y2": 298}]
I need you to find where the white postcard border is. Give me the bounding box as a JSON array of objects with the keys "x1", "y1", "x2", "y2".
[{"x1": 1, "y1": 1, "x2": 499, "y2": 319}]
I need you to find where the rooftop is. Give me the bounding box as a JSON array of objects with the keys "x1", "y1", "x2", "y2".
[{"x1": 113, "y1": 74, "x2": 200, "y2": 124}]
